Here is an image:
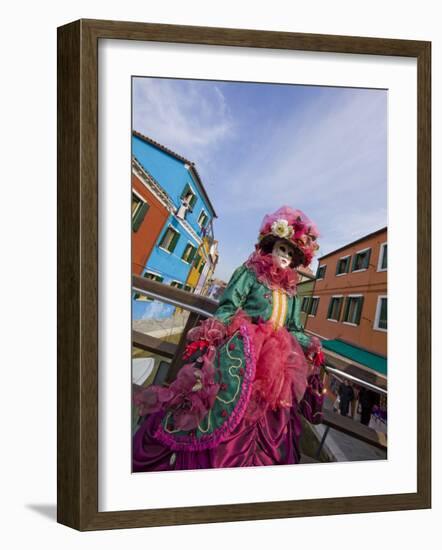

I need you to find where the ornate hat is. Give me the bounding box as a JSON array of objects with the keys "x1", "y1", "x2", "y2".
[{"x1": 258, "y1": 205, "x2": 320, "y2": 267}]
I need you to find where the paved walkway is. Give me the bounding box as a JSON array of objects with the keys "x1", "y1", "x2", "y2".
[{"x1": 312, "y1": 397, "x2": 387, "y2": 462}]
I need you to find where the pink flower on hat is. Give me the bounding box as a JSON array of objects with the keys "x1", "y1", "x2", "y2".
[{"x1": 258, "y1": 206, "x2": 320, "y2": 267}]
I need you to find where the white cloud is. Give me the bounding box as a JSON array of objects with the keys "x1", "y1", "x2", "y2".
[
  {"x1": 132, "y1": 80, "x2": 387, "y2": 281},
  {"x1": 225, "y1": 89, "x2": 387, "y2": 217},
  {"x1": 133, "y1": 78, "x2": 235, "y2": 166}
]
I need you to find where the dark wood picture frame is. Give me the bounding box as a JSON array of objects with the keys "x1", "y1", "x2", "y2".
[{"x1": 57, "y1": 18, "x2": 431, "y2": 531}]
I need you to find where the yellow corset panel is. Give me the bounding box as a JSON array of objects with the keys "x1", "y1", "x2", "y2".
[{"x1": 270, "y1": 289, "x2": 288, "y2": 329}]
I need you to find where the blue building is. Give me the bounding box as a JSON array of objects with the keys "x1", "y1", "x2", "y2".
[{"x1": 132, "y1": 131, "x2": 217, "y2": 320}]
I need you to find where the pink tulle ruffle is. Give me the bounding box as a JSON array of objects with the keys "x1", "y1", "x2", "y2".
[
  {"x1": 226, "y1": 312, "x2": 309, "y2": 415},
  {"x1": 245, "y1": 251, "x2": 298, "y2": 296}
]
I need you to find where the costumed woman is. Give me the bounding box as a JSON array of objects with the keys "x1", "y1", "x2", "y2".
[{"x1": 133, "y1": 206, "x2": 325, "y2": 471}]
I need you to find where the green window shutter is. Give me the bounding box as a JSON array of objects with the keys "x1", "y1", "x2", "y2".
[
  {"x1": 335, "y1": 261, "x2": 341, "y2": 275},
  {"x1": 355, "y1": 297, "x2": 364, "y2": 324},
  {"x1": 188, "y1": 246, "x2": 196, "y2": 262},
  {"x1": 181, "y1": 244, "x2": 190, "y2": 261},
  {"x1": 379, "y1": 298, "x2": 387, "y2": 329},
  {"x1": 337, "y1": 298, "x2": 343, "y2": 320},
  {"x1": 382, "y1": 246, "x2": 387, "y2": 269},
  {"x1": 181, "y1": 184, "x2": 190, "y2": 199},
  {"x1": 159, "y1": 228, "x2": 170, "y2": 249},
  {"x1": 312, "y1": 298, "x2": 319, "y2": 315},
  {"x1": 169, "y1": 231, "x2": 180, "y2": 253},
  {"x1": 199, "y1": 261, "x2": 205, "y2": 274},
  {"x1": 132, "y1": 202, "x2": 149, "y2": 232},
  {"x1": 364, "y1": 249, "x2": 372, "y2": 269},
  {"x1": 346, "y1": 257, "x2": 351, "y2": 273},
  {"x1": 327, "y1": 298, "x2": 333, "y2": 318},
  {"x1": 351, "y1": 255, "x2": 358, "y2": 271},
  {"x1": 200, "y1": 213, "x2": 207, "y2": 227},
  {"x1": 343, "y1": 297, "x2": 350, "y2": 321},
  {"x1": 190, "y1": 194, "x2": 197, "y2": 208},
  {"x1": 194, "y1": 253, "x2": 201, "y2": 267}
]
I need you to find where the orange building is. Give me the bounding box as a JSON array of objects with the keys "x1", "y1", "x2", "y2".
[
  {"x1": 304, "y1": 227, "x2": 387, "y2": 406},
  {"x1": 131, "y1": 171, "x2": 169, "y2": 275},
  {"x1": 306, "y1": 227, "x2": 387, "y2": 354}
]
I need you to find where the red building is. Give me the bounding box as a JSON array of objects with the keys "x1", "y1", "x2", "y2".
[{"x1": 131, "y1": 170, "x2": 169, "y2": 276}]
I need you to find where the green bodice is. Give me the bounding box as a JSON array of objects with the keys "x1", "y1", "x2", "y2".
[
  {"x1": 214, "y1": 264, "x2": 312, "y2": 350},
  {"x1": 156, "y1": 264, "x2": 314, "y2": 449}
]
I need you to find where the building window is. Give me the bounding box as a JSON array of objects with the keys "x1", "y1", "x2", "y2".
[
  {"x1": 159, "y1": 226, "x2": 180, "y2": 253},
  {"x1": 301, "y1": 296, "x2": 311, "y2": 313},
  {"x1": 184, "y1": 284, "x2": 193, "y2": 293},
  {"x1": 198, "y1": 210, "x2": 209, "y2": 228},
  {"x1": 327, "y1": 296, "x2": 343, "y2": 321},
  {"x1": 170, "y1": 281, "x2": 184, "y2": 290},
  {"x1": 378, "y1": 242, "x2": 388, "y2": 271},
  {"x1": 309, "y1": 297, "x2": 319, "y2": 316},
  {"x1": 181, "y1": 183, "x2": 197, "y2": 209},
  {"x1": 316, "y1": 265, "x2": 326, "y2": 279},
  {"x1": 182, "y1": 243, "x2": 197, "y2": 263},
  {"x1": 193, "y1": 252, "x2": 201, "y2": 267},
  {"x1": 374, "y1": 296, "x2": 388, "y2": 331},
  {"x1": 198, "y1": 261, "x2": 206, "y2": 274},
  {"x1": 132, "y1": 193, "x2": 149, "y2": 232},
  {"x1": 336, "y1": 256, "x2": 351, "y2": 276},
  {"x1": 342, "y1": 296, "x2": 364, "y2": 325},
  {"x1": 133, "y1": 272, "x2": 163, "y2": 300},
  {"x1": 351, "y1": 248, "x2": 371, "y2": 272}
]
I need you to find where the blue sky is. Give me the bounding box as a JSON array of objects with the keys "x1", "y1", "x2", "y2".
[{"x1": 133, "y1": 77, "x2": 387, "y2": 282}]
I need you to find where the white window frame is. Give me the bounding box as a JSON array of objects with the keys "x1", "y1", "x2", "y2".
[
  {"x1": 316, "y1": 264, "x2": 326, "y2": 280},
  {"x1": 197, "y1": 208, "x2": 208, "y2": 228},
  {"x1": 342, "y1": 293, "x2": 364, "y2": 326},
  {"x1": 336, "y1": 255, "x2": 351, "y2": 277},
  {"x1": 158, "y1": 225, "x2": 180, "y2": 254},
  {"x1": 308, "y1": 296, "x2": 320, "y2": 317},
  {"x1": 181, "y1": 181, "x2": 197, "y2": 207},
  {"x1": 143, "y1": 269, "x2": 163, "y2": 281},
  {"x1": 327, "y1": 295, "x2": 344, "y2": 322},
  {"x1": 351, "y1": 247, "x2": 372, "y2": 273},
  {"x1": 131, "y1": 189, "x2": 146, "y2": 219},
  {"x1": 377, "y1": 242, "x2": 388, "y2": 272},
  {"x1": 374, "y1": 294, "x2": 388, "y2": 332},
  {"x1": 134, "y1": 270, "x2": 164, "y2": 301},
  {"x1": 170, "y1": 280, "x2": 184, "y2": 289}
]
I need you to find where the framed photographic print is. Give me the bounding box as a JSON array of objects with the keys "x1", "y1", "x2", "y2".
[{"x1": 57, "y1": 19, "x2": 431, "y2": 530}]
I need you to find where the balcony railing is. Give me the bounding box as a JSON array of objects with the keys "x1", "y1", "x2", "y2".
[{"x1": 132, "y1": 274, "x2": 387, "y2": 460}]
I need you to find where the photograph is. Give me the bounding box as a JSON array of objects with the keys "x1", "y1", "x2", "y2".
[{"x1": 130, "y1": 76, "x2": 388, "y2": 471}]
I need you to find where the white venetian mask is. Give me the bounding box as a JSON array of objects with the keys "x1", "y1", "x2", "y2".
[{"x1": 272, "y1": 239, "x2": 296, "y2": 270}]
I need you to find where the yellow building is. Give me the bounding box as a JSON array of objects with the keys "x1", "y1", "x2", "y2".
[{"x1": 186, "y1": 237, "x2": 218, "y2": 295}]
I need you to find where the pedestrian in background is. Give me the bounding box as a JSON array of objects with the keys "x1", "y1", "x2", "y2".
[{"x1": 338, "y1": 379, "x2": 354, "y2": 417}]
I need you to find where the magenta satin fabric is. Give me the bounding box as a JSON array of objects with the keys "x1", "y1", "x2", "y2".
[
  {"x1": 132, "y1": 316, "x2": 323, "y2": 472},
  {"x1": 133, "y1": 404, "x2": 303, "y2": 471}
]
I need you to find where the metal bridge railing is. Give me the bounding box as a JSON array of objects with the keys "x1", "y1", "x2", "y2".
[{"x1": 132, "y1": 274, "x2": 387, "y2": 456}]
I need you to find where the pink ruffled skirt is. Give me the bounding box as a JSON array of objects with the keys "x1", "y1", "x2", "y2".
[{"x1": 133, "y1": 314, "x2": 310, "y2": 471}]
